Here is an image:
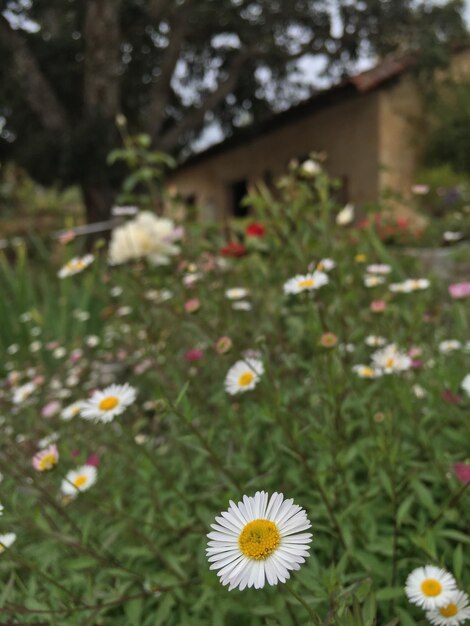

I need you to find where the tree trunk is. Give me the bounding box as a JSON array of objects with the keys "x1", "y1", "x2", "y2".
[{"x1": 81, "y1": 182, "x2": 116, "y2": 226}]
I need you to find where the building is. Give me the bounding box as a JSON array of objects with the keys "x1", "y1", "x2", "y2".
[{"x1": 168, "y1": 48, "x2": 470, "y2": 221}]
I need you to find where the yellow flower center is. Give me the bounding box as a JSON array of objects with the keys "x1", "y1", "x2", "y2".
[
  {"x1": 238, "y1": 519, "x2": 280, "y2": 560},
  {"x1": 99, "y1": 396, "x2": 119, "y2": 411},
  {"x1": 73, "y1": 475, "x2": 88, "y2": 488},
  {"x1": 67, "y1": 260, "x2": 85, "y2": 271},
  {"x1": 238, "y1": 372, "x2": 254, "y2": 387},
  {"x1": 299, "y1": 279, "x2": 314, "y2": 289},
  {"x1": 421, "y1": 578, "x2": 442, "y2": 597},
  {"x1": 385, "y1": 357, "x2": 396, "y2": 369},
  {"x1": 355, "y1": 254, "x2": 366, "y2": 263},
  {"x1": 38, "y1": 453, "x2": 57, "y2": 471},
  {"x1": 439, "y1": 603, "x2": 458, "y2": 618},
  {"x1": 362, "y1": 367, "x2": 375, "y2": 377}
]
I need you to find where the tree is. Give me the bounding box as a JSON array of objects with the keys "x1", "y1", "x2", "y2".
[{"x1": 0, "y1": 0, "x2": 467, "y2": 222}]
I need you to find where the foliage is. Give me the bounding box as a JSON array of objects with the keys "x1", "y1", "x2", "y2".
[
  {"x1": 107, "y1": 125, "x2": 175, "y2": 213},
  {"x1": 425, "y1": 82, "x2": 470, "y2": 175},
  {"x1": 0, "y1": 164, "x2": 468, "y2": 625}
]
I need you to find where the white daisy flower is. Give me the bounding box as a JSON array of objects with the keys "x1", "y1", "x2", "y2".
[
  {"x1": 283, "y1": 271, "x2": 329, "y2": 295},
  {"x1": 80, "y1": 383, "x2": 137, "y2": 423},
  {"x1": 426, "y1": 590, "x2": 470, "y2": 625},
  {"x1": 38, "y1": 432, "x2": 60, "y2": 449},
  {"x1": 371, "y1": 343, "x2": 411, "y2": 374},
  {"x1": 60, "y1": 401, "x2": 85, "y2": 421},
  {"x1": 365, "y1": 335, "x2": 387, "y2": 347},
  {"x1": 61, "y1": 465, "x2": 97, "y2": 496},
  {"x1": 405, "y1": 565, "x2": 457, "y2": 610},
  {"x1": 225, "y1": 287, "x2": 250, "y2": 300},
  {"x1": 225, "y1": 359, "x2": 264, "y2": 395},
  {"x1": 0, "y1": 533, "x2": 16, "y2": 554},
  {"x1": 316, "y1": 258, "x2": 335, "y2": 272},
  {"x1": 12, "y1": 382, "x2": 36, "y2": 404},
  {"x1": 366, "y1": 264, "x2": 391, "y2": 274},
  {"x1": 438, "y1": 340, "x2": 462, "y2": 354},
  {"x1": 389, "y1": 282, "x2": 408, "y2": 293},
  {"x1": 461, "y1": 374, "x2": 470, "y2": 396},
  {"x1": 0, "y1": 503, "x2": 3, "y2": 516},
  {"x1": 364, "y1": 275, "x2": 385, "y2": 288},
  {"x1": 58, "y1": 254, "x2": 94, "y2": 278},
  {"x1": 207, "y1": 491, "x2": 312, "y2": 591},
  {"x1": 403, "y1": 278, "x2": 430, "y2": 292},
  {"x1": 352, "y1": 365, "x2": 382, "y2": 379}
]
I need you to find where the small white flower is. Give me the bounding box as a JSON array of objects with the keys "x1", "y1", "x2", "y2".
[
  {"x1": 7, "y1": 344, "x2": 19, "y2": 355},
  {"x1": 439, "y1": 340, "x2": 462, "y2": 354},
  {"x1": 53, "y1": 347, "x2": 67, "y2": 359},
  {"x1": 85, "y1": 335, "x2": 100, "y2": 348},
  {"x1": 405, "y1": 565, "x2": 457, "y2": 610},
  {"x1": 29, "y1": 341, "x2": 42, "y2": 353},
  {"x1": 364, "y1": 275, "x2": 385, "y2": 288},
  {"x1": 110, "y1": 286, "x2": 123, "y2": 297},
  {"x1": 425, "y1": 590, "x2": 470, "y2": 625},
  {"x1": 336, "y1": 203, "x2": 354, "y2": 225},
  {"x1": 413, "y1": 384, "x2": 426, "y2": 399},
  {"x1": 12, "y1": 382, "x2": 36, "y2": 404},
  {"x1": 365, "y1": 335, "x2": 387, "y2": 347},
  {"x1": 73, "y1": 310, "x2": 90, "y2": 322},
  {"x1": 61, "y1": 401, "x2": 85, "y2": 421},
  {"x1": 443, "y1": 231, "x2": 463, "y2": 242},
  {"x1": 461, "y1": 374, "x2": 470, "y2": 396},
  {"x1": 61, "y1": 465, "x2": 97, "y2": 497},
  {"x1": 372, "y1": 343, "x2": 411, "y2": 374},
  {"x1": 352, "y1": 364, "x2": 382, "y2": 379},
  {"x1": 20, "y1": 312, "x2": 32, "y2": 323},
  {"x1": 366, "y1": 264, "x2": 391, "y2": 275},
  {"x1": 232, "y1": 301, "x2": 252, "y2": 311},
  {"x1": 80, "y1": 383, "x2": 137, "y2": 422},
  {"x1": 283, "y1": 271, "x2": 329, "y2": 295},
  {"x1": 0, "y1": 533, "x2": 16, "y2": 554},
  {"x1": 316, "y1": 258, "x2": 335, "y2": 272},
  {"x1": 300, "y1": 159, "x2": 321, "y2": 176},
  {"x1": 207, "y1": 491, "x2": 312, "y2": 591},
  {"x1": 225, "y1": 287, "x2": 250, "y2": 300},
  {"x1": 225, "y1": 359, "x2": 264, "y2": 395},
  {"x1": 58, "y1": 254, "x2": 94, "y2": 278},
  {"x1": 38, "y1": 432, "x2": 60, "y2": 449}
]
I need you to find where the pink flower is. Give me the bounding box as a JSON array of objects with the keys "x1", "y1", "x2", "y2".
[
  {"x1": 41, "y1": 400, "x2": 61, "y2": 418},
  {"x1": 86, "y1": 453, "x2": 100, "y2": 467},
  {"x1": 32, "y1": 444, "x2": 59, "y2": 471},
  {"x1": 408, "y1": 346, "x2": 422, "y2": 358},
  {"x1": 33, "y1": 375, "x2": 45, "y2": 386},
  {"x1": 370, "y1": 300, "x2": 386, "y2": 313},
  {"x1": 454, "y1": 463, "x2": 470, "y2": 484},
  {"x1": 184, "y1": 298, "x2": 201, "y2": 313},
  {"x1": 58, "y1": 230, "x2": 76, "y2": 245},
  {"x1": 410, "y1": 359, "x2": 424, "y2": 369},
  {"x1": 185, "y1": 349, "x2": 204, "y2": 362},
  {"x1": 215, "y1": 336, "x2": 232, "y2": 354},
  {"x1": 449, "y1": 282, "x2": 470, "y2": 299},
  {"x1": 70, "y1": 349, "x2": 83, "y2": 364}
]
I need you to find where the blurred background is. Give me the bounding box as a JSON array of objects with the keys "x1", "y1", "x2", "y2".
[{"x1": 0, "y1": 0, "x2": 469, "y2": 244}]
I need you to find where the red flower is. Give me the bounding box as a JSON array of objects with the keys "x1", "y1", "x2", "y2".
[
  {"x1": 245, "y1": 223, "x2": 266, "y2": 237},
  {"x1": 441, "y1": 389, "x2": 461, "y2": 405},
  {"x1": 220, "y1": 242, "x2": 247, "y2": 257},
  {"x1": 454, "y1": 463, "x2": 470, "y2": 484},
  {"x1": 185, "y1": 349, "x2": 204, "y2": 362}
]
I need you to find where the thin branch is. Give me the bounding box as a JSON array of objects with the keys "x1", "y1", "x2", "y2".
[
  {"x1": 158, "y1": 49, "x2": 249, "y2": 151},
  {"x1": 146, "y1": 17, "x2": 187, "y2": 140}
]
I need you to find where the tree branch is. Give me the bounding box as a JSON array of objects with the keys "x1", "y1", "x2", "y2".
[
  {"x1": 0, "y1": 14, "x2": 68, "y2": 131},
  {"x1": 158, "y1": 50, "x2": 249, "y2": 151},
  {"x1": 146, "y1": 17, "x2": 187, "y2": 141},
  {"x1": 83, "y1": 0, "x2": 122, "y2": 118}
]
